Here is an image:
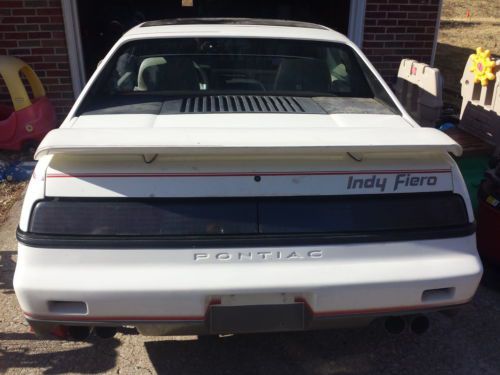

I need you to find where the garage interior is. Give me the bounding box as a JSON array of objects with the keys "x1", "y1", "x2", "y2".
[{"x1": 76, "y1": 0, "x2": 351, "y2": 79}]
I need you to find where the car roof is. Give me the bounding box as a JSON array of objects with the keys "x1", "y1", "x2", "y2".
[
  {"x1": 123, "y1": 18, "x2": 351, "y2": 44},
  {"x1": 141, "y1": 18, "x2": 330, "y2": 30}
]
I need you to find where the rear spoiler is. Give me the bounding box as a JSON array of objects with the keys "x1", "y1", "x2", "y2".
[{"x1": 34, "y1": 127, "x2": 462, "y2": 160}]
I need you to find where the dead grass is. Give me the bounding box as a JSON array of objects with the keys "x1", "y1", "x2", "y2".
[
  {"x1": 435, "y1": 0, "x2": 500, "y2": 108},
  {"x1": 441, "y1": 0, "x2": 500, "y2": 20},
  {"x1": 0, "y1": 182, "x2": 26, "y2": 224}
]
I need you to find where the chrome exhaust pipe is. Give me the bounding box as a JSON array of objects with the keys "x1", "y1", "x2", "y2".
[
  {"x1": 384, "y1": 316, "x2": 406, "y2": 334},
  {"x1": 409, "y1": 315, "x2": 429, "y2": 335},
  {"x1": 67, "y1": 326, "x2": 92, "y2": 341},
  {"x1": 94, "y1": 326, "x2": 117, "y2": 339}
]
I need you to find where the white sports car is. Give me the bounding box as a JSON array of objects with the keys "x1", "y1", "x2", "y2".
[{"x1": 14, "y1": 18, "x2": 482, "y2": 340}]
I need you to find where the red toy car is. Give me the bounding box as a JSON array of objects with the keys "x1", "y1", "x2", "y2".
[{"x1": 0, "y1": 55, "x2": 57, "y2": 151}]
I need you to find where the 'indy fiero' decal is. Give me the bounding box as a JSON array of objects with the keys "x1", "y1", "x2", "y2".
[{"x1": 347, "y1": 173, "x2": 445, "y2": 193}]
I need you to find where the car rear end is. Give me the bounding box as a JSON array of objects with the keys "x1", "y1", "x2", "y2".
[
  {"x1": 13, "y1": 20, "x2": 482, "y2": 338},
  {"x1": 14, "y1": 140, "x2": 482, "y2": 337}
]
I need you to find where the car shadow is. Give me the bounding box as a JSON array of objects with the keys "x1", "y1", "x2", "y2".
[
  {"x1": 142, "y1": 292, "x2": 500, "y2": 375},
  {"x1": 145, "y1": 330, "x2": 361, "y2": 375},
  {"x1": 0, "y1": 331, "x2": 120, "y2": 374},
  {"x1": 1, "y1": 248, "x2": 122, "y2": 374},
  {"x1": 0, "y1": 250, "x2": 16, "y2": 294},
  {"x1": 143, "y1": 321, "x2": 454, "y2": 375}
]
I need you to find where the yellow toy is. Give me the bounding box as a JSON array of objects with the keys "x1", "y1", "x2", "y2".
[
  {"x1": 469, "y1": 47, "x2": 496, "y2": 87},
  {"x1": 0, "y1": 55, "x2": 56, "y2": 151}
]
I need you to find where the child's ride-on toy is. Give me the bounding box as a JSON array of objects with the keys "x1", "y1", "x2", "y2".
[{"x1": 0, "y1": 55, "x2": 57, "y2": 151}]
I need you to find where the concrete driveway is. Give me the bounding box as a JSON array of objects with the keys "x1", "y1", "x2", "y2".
[{"x1": 2, "y1": 201, "x2": 500, "y2": 374}]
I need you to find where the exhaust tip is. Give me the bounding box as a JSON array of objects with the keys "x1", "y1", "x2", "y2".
[
  {"x1": 384, "y1": 316, "x2": 406, "y2": 334},
  {"x1": 67, "y1": 326, "x2": 92, "y2": 341},
  {"x1": 95, "y1": 326, "x2": 117, "y2": 339},
  {"x1": 410, "y1": 315, "x2": 429, "y2": 335}
]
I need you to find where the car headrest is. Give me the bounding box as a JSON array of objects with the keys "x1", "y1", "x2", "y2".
[
  {"x1": 136, "y1": 57, "x2": 199, "y2": 92},
  {"x1": 136, "y1": 57, "x2": 167, "y2": 91},
  {"x1": 274, "y1": 59, "x2": 331, "y2": 93}
]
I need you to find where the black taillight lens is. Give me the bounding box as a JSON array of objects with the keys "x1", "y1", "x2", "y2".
[{"x1": 29, "y1": 193, "x2": 469, "y2": 237}]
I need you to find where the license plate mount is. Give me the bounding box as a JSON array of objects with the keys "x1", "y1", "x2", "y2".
[{"x1": 209, "y1": 303, "x2": 305, "y2": 334}]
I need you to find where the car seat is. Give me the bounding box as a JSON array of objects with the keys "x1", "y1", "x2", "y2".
[
  {"x1": 274, "y1": 59, "x2": 331, "y2": 93},
  {"x1": 136, "y1": 57, "x2": 199, "y2": 91}
]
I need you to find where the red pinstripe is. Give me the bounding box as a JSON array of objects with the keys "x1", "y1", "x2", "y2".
[
  {"x1": 23, "y1": 299, "x2": 467, "y2": 322},
  {"x1": 46, "y1": 169, "x2": 451, "y2": 179}
]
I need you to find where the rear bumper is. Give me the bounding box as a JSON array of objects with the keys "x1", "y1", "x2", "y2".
[
  {"x1": 14, "y1": 235, "x2": 482, "y2": 335},
  {"x1": 25, "y1": 302, "x2": 469, "y2": 337}
]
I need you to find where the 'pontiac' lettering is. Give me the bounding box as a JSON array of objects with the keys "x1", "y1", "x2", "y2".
[{"x1": 193, "y1": 250, "x2": 323, "y2": 262}]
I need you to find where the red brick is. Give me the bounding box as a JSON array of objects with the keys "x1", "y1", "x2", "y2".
[
  {"x1": 415, "y1": 33, "x2": 435, "y2": 41},
  {"x1": 395, "y1": 34, "x2": 415, "y2": 40},
  {"x1": 24, "y1": 0, "x2": 48, "y2": 7},
  {"x1": 0, "y1": 40, "x2": 18, "y2": 48},
  {"x1": 32, "y1": 62, "x2": 58, "y2": 70},
  {"x1": 30, "y1": 47, "x2": 54, "y2": 54},
  {"x1": 1, "y1": 16, "x2": 25, "y2": 23},
  {"x1": 18, "y1": 39, "x2": 41, "y2": 47},
  {"x1": 379, "y1": 4, "x2": 399, "y2": 11},
  {"x1": 378, "y1": 19, "x2": 399, "y2": 26},
  {"x1": 0, "y1": 24, "x2": 17, "y2": 31},
  {"x1": 49, "y1": 15, "x2": 63, "y2": 23},
  {"x1": 0, "y1": 1, "x2": 23, "y2": 7},
  {"x1": 51, "y1": 31, "x2": 65, "y2": 38},
  {"x1": 28, "y1": 31, "x2": 51, "y2": 38},
  {"x1": 3, "y1": 32, "x2": 28, "y2": 39},
  {"x1": 398, "y1": 20, "x2": 417, "y2": 26},
  {"x1": 407, "y1": 12, "x2": 428, "y2": 19},
  {"x1": 8, "y1": 47, "x2": 31, "y2": 55},
  {"x1": 363, "y1": 0, "x2": 440, "y2": 80},
  {"x1": 43, "y1": 55, "x2": 68, "y2": 62},
  {"x1": 25, "y1": 16, "x2": 50, "y2": 23},
  {"x1": 12, "y1": 8, "x2": 36, "y2": 15},
  {"x1": 46, "y1": 69, "x2": 68, "y2": 77},
  {"x1": 41, "y1": 38, "x2": 66, "y2": 47},
  {"x1": 386, "y1": 27, "x2": 406, "y2": 33},
  {"x1": 364, "y1": 41, "x2": 385, "y2": 48},
  {"x1": 419, "y1": 5, "x2": 439, "y2": 12},
  {"x1": 407, "y1": 27, "x2": 426, "y2": 33},
  {"x1": 375, "y1": 34, "x2": 395, "y2": 40},
  {"x1": 386, "y1": 12, "x2": 407, "y2": 19},
  {"x1": 399, "y1": 5, "x2": 420, "y2": 12},
  {"x1": 40, "y1": 23, "x2": 64, "y2": 31},
  {"x1": 18, "y1": 55, "x2": 43, "y2": 63},
  {"x1": 15, "y1": 23, "x2": 38, "y2": 31},
  {"x1": 365, "y1": 12, "x2": 387, "y2": 18},
  {"x1": 36, "y1": 7, "x2": 61, "y2": 15},
  {"x1": 364, "y1": 26, "x2": 386, "y2": 33}
]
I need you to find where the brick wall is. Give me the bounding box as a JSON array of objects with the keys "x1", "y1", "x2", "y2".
[
  {"x1": 0, "y1": 0, "x2": 441, "y2": 120},
  {"x1": 0, "y1": 0, "x2": 74, "y2": 123},
  {"x1": 363, "y1": 0, "x2": 440, "y2": 82}
]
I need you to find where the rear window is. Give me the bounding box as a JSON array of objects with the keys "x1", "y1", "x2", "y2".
[{"x1": 79, "y1": 38, "x2": 398, "y2": 113}]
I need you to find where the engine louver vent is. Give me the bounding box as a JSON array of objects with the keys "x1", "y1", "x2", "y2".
[{"x1": 178, "y1": 96, "x2": 324, "y2": 114}]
